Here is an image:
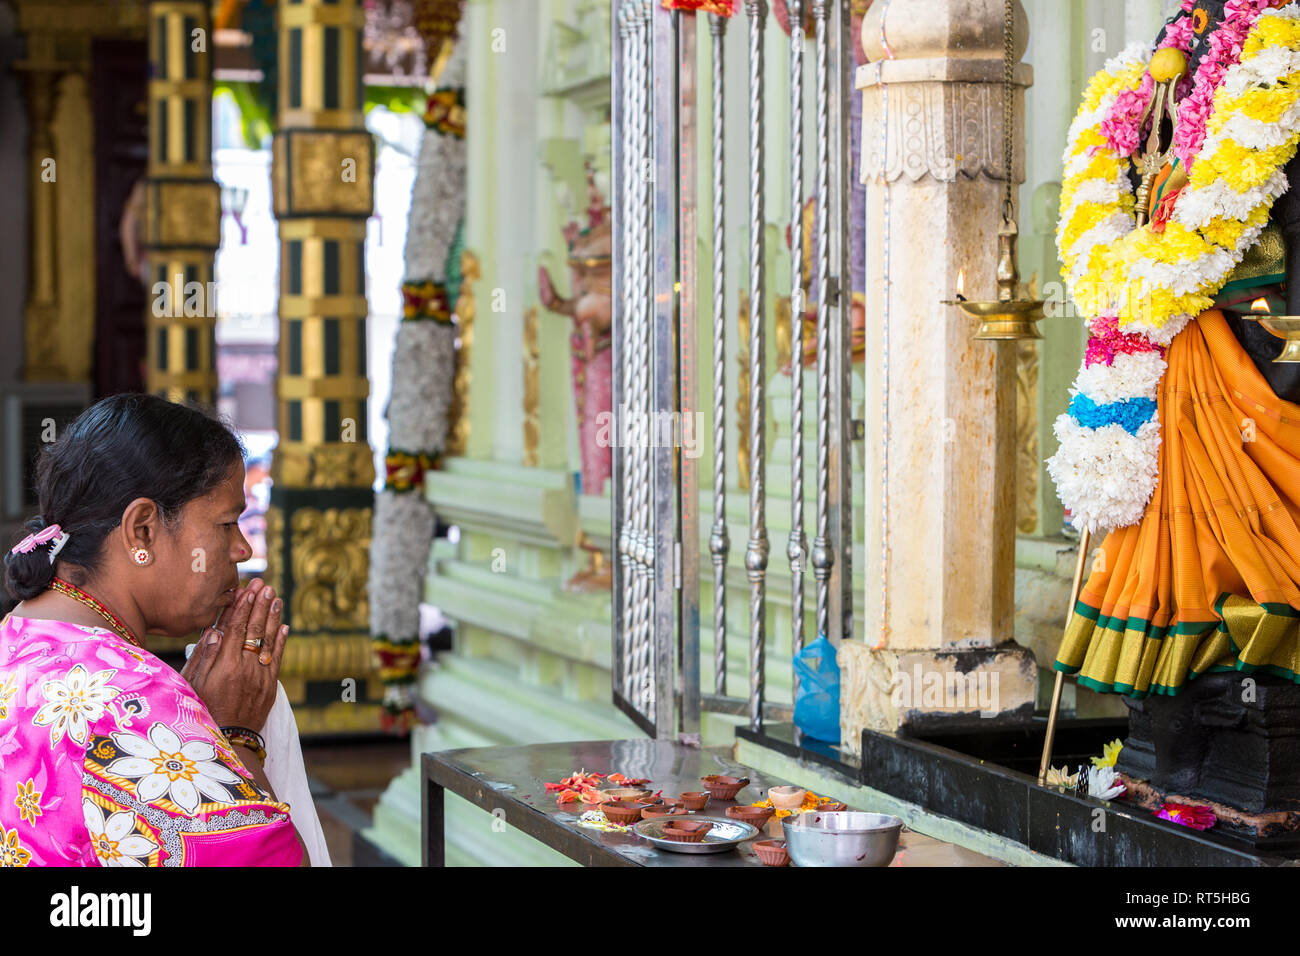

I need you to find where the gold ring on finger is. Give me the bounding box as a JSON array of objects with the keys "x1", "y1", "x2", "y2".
[{"x1": 243, "y1": 638, "x2": 262, "y2": 651}]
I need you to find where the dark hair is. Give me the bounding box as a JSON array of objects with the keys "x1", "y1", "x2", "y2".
[{"x1": 4, "y1": 394, "x2": 246, "y2": 601}]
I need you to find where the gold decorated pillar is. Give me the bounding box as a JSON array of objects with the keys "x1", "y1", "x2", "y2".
[
  {"x1": 145, "y1": 0, "x2": 220, "y2": 403},
  {"x1": 267, "y1": 0, "x2": 379, "y2": 735}
]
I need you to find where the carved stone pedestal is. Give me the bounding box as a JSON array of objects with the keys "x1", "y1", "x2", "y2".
[{"x1": 1117, "y1": 673, "x2": 1300, "y2": 847}]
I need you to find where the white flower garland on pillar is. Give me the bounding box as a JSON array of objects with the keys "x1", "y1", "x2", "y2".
[{"x1": 370, "y1": 37, "x2": 467, "y2": 733}]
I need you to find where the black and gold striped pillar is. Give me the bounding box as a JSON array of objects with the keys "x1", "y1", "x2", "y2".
[
  {"x1": 145, "y1": 0, "x2": 221, "y2": 404},
  {"x1": 267, "y1": 0, "x2": 381, "y2": 735}
]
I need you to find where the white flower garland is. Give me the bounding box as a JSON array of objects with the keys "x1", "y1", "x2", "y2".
[
  {"x1": 369, "y1": 488, "x2": 437, "y2": 643},
  {"x1": 369, "y1": 38, "x2": 468, "y2": 725}
]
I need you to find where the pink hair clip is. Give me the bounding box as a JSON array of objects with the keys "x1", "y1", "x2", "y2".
[{"x1": 11, "y1": 524, "x2": 70, "y2": 564}]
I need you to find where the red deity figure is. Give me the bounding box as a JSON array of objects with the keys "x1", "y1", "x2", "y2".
[{"x1": 537, "y1": 162, "x2": 613, "y2": 498}]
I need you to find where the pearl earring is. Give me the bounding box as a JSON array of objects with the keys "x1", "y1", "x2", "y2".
[{"x1": 132, "y1": 548, "x2": 151, "y2": 566}]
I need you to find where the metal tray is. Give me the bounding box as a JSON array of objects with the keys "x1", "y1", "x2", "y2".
[{"x1": 632, "y1": 816, "x2": 759, "y2": 854}]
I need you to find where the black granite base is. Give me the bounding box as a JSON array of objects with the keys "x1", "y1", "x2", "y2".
[{"x1": 738, "y1": 722, "x2": 1297, "y2": 866}]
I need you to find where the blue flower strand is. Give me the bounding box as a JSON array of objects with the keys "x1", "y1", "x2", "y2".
[{"x1": 1067, "y1": 394, "x2": 1157, "y2": 436}]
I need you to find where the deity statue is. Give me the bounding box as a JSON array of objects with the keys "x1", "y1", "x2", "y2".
[
  {"x1": 1048, "y1": 0, "x2": 1300, "y2": 836},
  {"x1": 537, "y1": 162, "x2": 613, "y2": 498}
]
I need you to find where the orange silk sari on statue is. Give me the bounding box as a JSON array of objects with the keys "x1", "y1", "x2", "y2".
[{"x1": 1055, "y1": 309, "x2": 1300, "y2": 697}]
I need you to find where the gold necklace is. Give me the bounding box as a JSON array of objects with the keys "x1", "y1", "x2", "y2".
[{"x1": 49, "y1": 578, "x2": 143, "y2": 648}]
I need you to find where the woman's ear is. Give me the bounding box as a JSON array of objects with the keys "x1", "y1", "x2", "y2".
[{"x1": 119, "y1": 497, "x2": 162, "y2": 554}]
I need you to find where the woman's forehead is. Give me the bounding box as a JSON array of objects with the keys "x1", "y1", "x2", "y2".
[{"x1": 198, "y1": 465, "x2": 246, "y2": 511}]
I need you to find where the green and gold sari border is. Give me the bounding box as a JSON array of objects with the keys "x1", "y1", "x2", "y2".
[{"x1": 1054, "y1": 593, "x2": 1300, "y2": 699}]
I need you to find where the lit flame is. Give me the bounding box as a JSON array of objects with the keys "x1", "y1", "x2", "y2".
[
  {"x1": 1251, "y1": 297, "x2": 1270, "y2": 313},
  {"x1": 956, "y1": 269, "x2": 965, "y2": 298}
]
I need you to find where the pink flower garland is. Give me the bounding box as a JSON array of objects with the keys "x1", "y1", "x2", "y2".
[
  {"x1": 1084, "y1": 316, "x2": 1166, "y2": 367},
  {"x1": 1099, "y1": 3, "x2": 1197, "y2": 157},
  {"x1": 1086, "y1": 0, "x2": 1274, "y2": 366},
  {"x1": 1174, "y1": 0, "x2": 1273, "y2": 169}
]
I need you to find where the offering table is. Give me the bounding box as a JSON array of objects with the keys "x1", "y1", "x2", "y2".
[{"x1": 421, "y1": 738, "x2": 1001, "y2": 867}]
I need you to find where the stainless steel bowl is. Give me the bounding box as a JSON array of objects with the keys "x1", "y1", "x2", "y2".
[{"x1": 781, "y1": 811, "x2": 902, "y2": 867}]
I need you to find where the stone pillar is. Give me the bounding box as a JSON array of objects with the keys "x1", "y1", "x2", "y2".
[
  {"x1": 267, "y1": 0, "x2": 380, "y2": 734},
  {"x1": 840, "y1": 0, "x2": 1036, "y2": 751},
  {"x1": 144, "y1": 0, "x2": 220, "y2": 404}
]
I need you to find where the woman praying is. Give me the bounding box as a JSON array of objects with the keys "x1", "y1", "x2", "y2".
[{"x1": 0, "y1": 394, "x2": 307, "y2": 866}]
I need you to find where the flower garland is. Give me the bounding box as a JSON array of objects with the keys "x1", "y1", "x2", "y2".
[
  {"x1": 661, "y1": 0, "x2": 737, "y2": 14},
  {"x1": 1047, "y1": 1, "x2": 1300, "y2": 533},
  {"x1": 369, "y1": 36, "x2": 468, "y2": 734}
]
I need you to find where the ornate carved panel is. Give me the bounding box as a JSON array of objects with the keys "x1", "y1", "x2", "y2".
[
  {"x1": 288, "y1": 506, "x2": 371, "y2": 633},
  {"x1": 272, "y1": 442, "x2": 377, "y2": 489},
  {"x1": 147, "y1": 180, "x2": 221, "y2": 249},
  {"x1": 446, "y1": 249, "x2": 479, "y2": 457},
  {"x1": 272, "y1": 129, "x2": 375, "y2": 218},
  {"x1": 860, "y1": 80, "x2": 1025, "y2": 184}
]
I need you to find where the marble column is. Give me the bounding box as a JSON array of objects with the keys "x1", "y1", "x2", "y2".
[
  {"x1": 267, "y1": 0, "x2": 381, "y2": 734},
  {"x1": 144, "y1": 0, "x2": 220, "y2": 404},
  {"x1": 840, "y1": 0, "x2": 1037, "y2": 751}
]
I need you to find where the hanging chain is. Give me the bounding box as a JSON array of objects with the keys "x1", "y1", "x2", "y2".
[{"x1": 1002, "y1": 0, "x2": 1014, "y2": 223}]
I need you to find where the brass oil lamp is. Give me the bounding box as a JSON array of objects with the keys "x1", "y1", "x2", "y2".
[
  {"x1": 943, "y1": 209, "x2": 1046, "y2": 340},
  {"x1": 1244, "y1": 297, "x2": 1300, "y2": 363},
  {"x1": 939, "y1": 0, "x2": 1044, "y2": 342}
]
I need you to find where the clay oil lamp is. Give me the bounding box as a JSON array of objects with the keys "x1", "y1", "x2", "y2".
[
  {"x1": 678, "y1": 791, "x2": 711, "y2": 811},
  {"x1": 726, "y1": 805, "x2": 776, "y2": 829},
  {"x1": 602, "y1": 787, "x2": 652, "y2": 802},
  {"x1": 700, "y1": 774, "x2": 750, "y2": 801},
  {"x1": 601, "y1": 800, "x2": 651, "y2": 825},
  {"x1": 767, "y1": 786, "x2": 807, "y2": 812},
  {"x1": 753, "y1": 839, "x2": 791, "y2": 867},
  {"x1": 660, "y1": 819, "x2": 714, "y2": 843},
  {"x1": 641, "y1": 803, "x2": 689, "y2": 820},
  {"x1": 644, "y1": 795, "x2": 683, "y2": 809},
  {"x1": 1244, "y1": 298, "x2": 1300, "y2": 363},
  {"x1": 815, "y1": 800, "x2": 848, "y2": 813}
]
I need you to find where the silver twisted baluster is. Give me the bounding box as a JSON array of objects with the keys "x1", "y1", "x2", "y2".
[
  {"x1": 626, "y1": 0, "x2": 647, "y2": 712},
  {"x1": 617, "y1": 2, "x2": 636, "y2": 702},
  {"x1": 811, "y1": 0, "x2": 834, "y2": 645},
  {"x1": 744, "y1": 0, "x2": 769, "y2": 734},
  {"x1": 708, "y1": 12, "x2": 729, "y2": 698},
  {"x1": 786, "y1": 0, "x2": 808, "y2": 688},
  {"x1": 633, "y1": 0, "x2": 655, "y2": 716}
]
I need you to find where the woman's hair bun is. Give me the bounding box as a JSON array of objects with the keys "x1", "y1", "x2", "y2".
[{"x1": 4, "y1": 516, "x2": 57, "y2": 601}]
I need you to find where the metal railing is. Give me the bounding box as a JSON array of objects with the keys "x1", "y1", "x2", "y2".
[{"x1": 611, "y1": 0, "x2": 856, "y2": 739}]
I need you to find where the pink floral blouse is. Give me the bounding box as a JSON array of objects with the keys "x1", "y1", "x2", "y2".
[{"x1": 0, "y1": 613, "x2": 302, "y2": 866}]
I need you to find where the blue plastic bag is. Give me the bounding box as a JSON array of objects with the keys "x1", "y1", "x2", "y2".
[{"x1": 792, "y1": 635, "x2": 840, "y2": 744}]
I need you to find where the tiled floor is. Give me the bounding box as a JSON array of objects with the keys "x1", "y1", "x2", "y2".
[{"x1": 301, "y1": 738, "x2": 411, "y2": 866}]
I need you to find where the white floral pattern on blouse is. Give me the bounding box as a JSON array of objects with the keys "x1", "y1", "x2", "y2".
[
  {"x1": 82, "y1": 797, "x2": 158, "y2": 867},
  {"x1": 105, "y1": 722, "x2": 243, "y2": 815},
  {"x1": 31, "y1": 664, "x2": 121, "y2": 747}
]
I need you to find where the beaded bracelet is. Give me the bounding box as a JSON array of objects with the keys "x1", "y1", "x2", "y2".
[{"x1": 221, "y1": 726, "x2": 267, "y2": 762}]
